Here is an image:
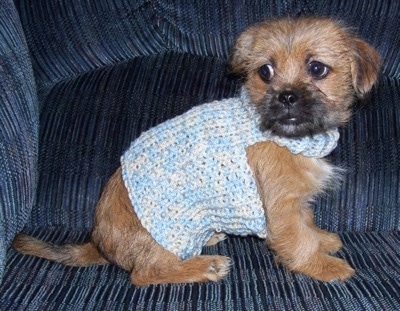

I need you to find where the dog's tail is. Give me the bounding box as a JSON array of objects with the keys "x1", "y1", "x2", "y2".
[{"x1": 12, "y1": 233, "x2": 109, "y2": 267}]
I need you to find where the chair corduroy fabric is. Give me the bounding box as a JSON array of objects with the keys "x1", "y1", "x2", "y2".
[
  {"x1": 0, "y1": 0, "x2": 399, "y2": 310},
  {"x1": 0, "y1": 0, "x2": 38, "y2": 281}
]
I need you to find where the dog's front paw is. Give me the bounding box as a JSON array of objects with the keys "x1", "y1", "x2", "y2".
[{"x1": 296, "y1": 253, "x2": 355, "y2": 282}]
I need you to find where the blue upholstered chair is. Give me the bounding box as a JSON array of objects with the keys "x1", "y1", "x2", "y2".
[{"x1": 0, "y1": 1, "x2": 399, "y2": 309}]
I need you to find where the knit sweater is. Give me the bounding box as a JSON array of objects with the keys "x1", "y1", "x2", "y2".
[{"x1": 121, "y1": 89, "x2": 339, "y2": 259}]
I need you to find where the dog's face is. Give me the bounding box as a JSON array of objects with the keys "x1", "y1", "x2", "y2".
[{"x1": 230, "y1": 18, "x2": 380, "y2": 138}]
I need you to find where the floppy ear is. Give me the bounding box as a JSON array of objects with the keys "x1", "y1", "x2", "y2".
[
  {"x1": 351, "y1": 37, "x2": 381, "y2": 98},
  {"x1": 228, "y1": 27, "x2": 257, "y2": 76}
]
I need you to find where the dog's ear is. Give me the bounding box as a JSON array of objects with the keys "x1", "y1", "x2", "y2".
[
  {"x1": 228, "y1": 27, "x2": 257, "y2": 76},
  {"x1": 350, "y1": 37, "x2": 381, "y2": 98}
]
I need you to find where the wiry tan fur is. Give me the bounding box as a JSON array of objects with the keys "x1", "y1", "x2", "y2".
[
  {"x1": 13, "y1": 17, "x2": 380, "y2": 286},
  {"x1": 246, "y1": 143, "x2": 350, "y2": 281}
]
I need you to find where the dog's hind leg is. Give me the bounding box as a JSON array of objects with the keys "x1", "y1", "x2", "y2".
[
  {"x1": 92, "y1": 168, "x2": 231, "y2": 286},
  {"x1": 130, "y1": 251, "x2": 231, "y2": 286}
]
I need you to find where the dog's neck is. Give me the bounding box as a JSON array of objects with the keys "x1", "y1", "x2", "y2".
[{"x1": 240, "y1": 87, "x2": 340, "y2": 158}]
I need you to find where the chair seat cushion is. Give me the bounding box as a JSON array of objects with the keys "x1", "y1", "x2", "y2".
[{"x1": 1, "y1": 229, "x2": 399, "y2": 310}]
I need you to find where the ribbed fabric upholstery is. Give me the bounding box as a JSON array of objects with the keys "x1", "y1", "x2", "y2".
[
  {"x1": 1, "y1": 229, "x2": 400, "y2": 310},
  {"x1": 15, "y1": 0, "x2": 399, "y2": 84},
  {"x1": 0, "y1": 0, "x2": 399, "y2": 309},
  {"x1": 0, "y1": 0, "x2": 38, "y2": 280},
  {"x1": 14, "y1": 0, "x2": 165, "y2": 87}
]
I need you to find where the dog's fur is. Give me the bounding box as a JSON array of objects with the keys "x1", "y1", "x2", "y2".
[{"x1": 13, "y1": 17, "x2": 380, "y2": 286}]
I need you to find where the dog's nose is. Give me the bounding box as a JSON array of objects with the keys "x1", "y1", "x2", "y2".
[{"x1": 278, "y1": 91, "x2": 299, "y2": 106}]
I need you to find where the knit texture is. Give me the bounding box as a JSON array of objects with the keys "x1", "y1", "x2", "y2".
[{"x1": 121, "y1": 89, "x2": 339, "y2": 259}]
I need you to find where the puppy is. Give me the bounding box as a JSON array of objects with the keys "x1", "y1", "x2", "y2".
[{"x1": 13, "y1": 17, "x2": 380, "y2": 286}]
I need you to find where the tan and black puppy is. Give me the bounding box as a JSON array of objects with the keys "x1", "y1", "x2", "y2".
[{"x1": 13, "y1": 18, "x2": 380, "y2": 286}]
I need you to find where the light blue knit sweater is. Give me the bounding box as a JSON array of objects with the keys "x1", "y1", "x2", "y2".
[{"x1": 121, "y1": 89, "x2": 339, "y2": 259}]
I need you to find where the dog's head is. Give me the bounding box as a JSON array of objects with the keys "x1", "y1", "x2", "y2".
[{"x1": 230, "y1": 18, "x2": 381, "y2": 138}]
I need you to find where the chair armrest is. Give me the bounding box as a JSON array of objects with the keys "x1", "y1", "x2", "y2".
[{"x1": 0, "y1": 0, "x2": 38, "y2": 281}]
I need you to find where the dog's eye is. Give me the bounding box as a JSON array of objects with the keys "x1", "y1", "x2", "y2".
[
  {"x1": 258, "y1": 64, "x2": 274, "y2": 82},
  {"x1": 308, "y1": 61, "x2": 329, "y2": 79}
]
